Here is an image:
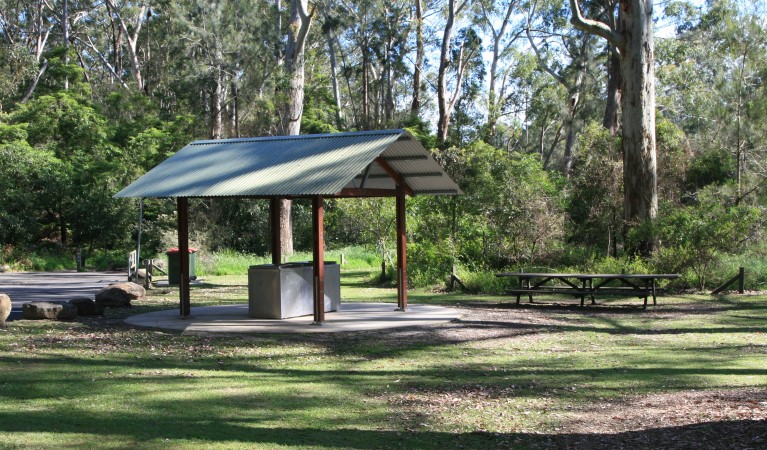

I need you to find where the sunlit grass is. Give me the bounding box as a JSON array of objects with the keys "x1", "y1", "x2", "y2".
[{"x1": 0, "y1": 271, "x2": 765, "y2": 448}]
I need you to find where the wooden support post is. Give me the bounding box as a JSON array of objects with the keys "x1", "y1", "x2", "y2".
[
  {"x1": 312, "y1": 196, "x2": 325, "y2": 325},
  {"x1": 396, "y1": 190, "x2": 408, "y2": 311},
  {"x1": 712, "y1": 267, "x2": 747, "y2": 295},
  {"x1": 144, "y1": 258, "x2": 152, "y2": 290},
  {"x1": 271, "y1": 197, "x2": 282, "y2": 266},
  {"x1": 177, "y1": 197, "x2": 191, "y2": 318},
  {"x1": 738, "y1": 267, "x2": 745, "y2": 294}
]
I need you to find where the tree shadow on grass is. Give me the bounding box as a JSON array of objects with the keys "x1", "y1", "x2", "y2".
[{"x1": 0, "y1": 407, "x2": 763, "y2": 449}]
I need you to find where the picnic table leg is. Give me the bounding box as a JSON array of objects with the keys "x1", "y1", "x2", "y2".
[
  {"x1": 642, "y1": 280, "x2": 648, "y2": 309},
  {"x1": 651, "y1": 279, "x2": 657, "y2": 306},
  {"x1": 589, "y1": 279, "x2": 595, "y2": 305},
  {"x1": 527, "y1": 278, "x2": 533, "y2": 303},
  {"x1": 516, "y1": 277, "x2": 522, "y2": 305},
  {"x1": 580, "y1": 279, "x2": 586, "y2": 307}
]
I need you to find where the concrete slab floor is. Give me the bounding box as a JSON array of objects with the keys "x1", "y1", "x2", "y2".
[{"x1": 124, "y1": 302, "x2": 462, "y2": 334}]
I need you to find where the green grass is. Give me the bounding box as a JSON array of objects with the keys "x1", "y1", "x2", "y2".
[
  {"x1": 0, "y1": 271, "x2": 765, "y2": 448},
  {"x1": 191, "y1": 246, "x2": 384, "y2": 276}
]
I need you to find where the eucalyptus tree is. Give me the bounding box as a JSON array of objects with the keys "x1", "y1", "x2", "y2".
[
  {"x1": 597, "y1": 0, "x2": 620, "y2": 134},
  {"x1": 657, "y1": 0, "x2": 767, "y2": 206},
  {"x1": 275, "y1": 0, "x2": 314, "y2": 254},
  {"x1": 278, "y1": 0, "x2": 314, "y2": 135},
  {"x1": 0, "y1": 0, "x2": 78, "y2": 101},
  {"x1": 324, "y1": 0, "x2": 412, "y2": 130},
  {"x1": 569, "y1": 0, "x2": 658, "y2": 253},
  {"x1": 436, "y1": 0, "x2": 468, "y2": 146},
  {"x1": 526, "y1": 0, "x2": 599, "y2": 176},
  {"x1": 101, "y1": 0, "x2": 148, "y2": 91},
  {"x1": 0, "y1": 38, "x2": 35, "y2": 109},
  {"x1": 410, "y1": 0, "x2": 424, "y2": 117},
  {"x1": 474, "y1": 0, "x2": 525, "y2": 142}
]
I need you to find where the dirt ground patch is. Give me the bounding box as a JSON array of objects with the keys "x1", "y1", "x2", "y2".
[
  {"x1": 553, "y1": 388, "x2": 767, "y2": 449},
  {"x1": 364, "y1": 302, "x2": 767, "y2": 448}
]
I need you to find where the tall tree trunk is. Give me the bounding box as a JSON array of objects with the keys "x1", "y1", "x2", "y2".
[
  {"x1": 281, "y1": 0, "x2": 312, "y2": 135},
  {"x1": 603, "y1": 44, "x2": 622, "y2": 134},
  {"x1": 410, "y1": 0, "x2": 424, "y2": 117},
  {"x1": 325, "y1": 28, "x2": 342, "y2": 128},
  {"x1": 62, "y1": 0, "x2": 69, "y2": 90},
  {"x1": 361, "y1": 35, "x2": 371, "y2": 130},
  {"x1": 232, "y1": 82, "x2": 240, "y2": 138},
  {"x1": 278, "y1": 0, "x2": 313, "y2": 255},
  {"x1": 436, "y1": 0, "x2": 458, "y2": 146},
  {"x1": 601, "y1": 0, "x2": 622, "y2": 135},
  {"x1": 618, "y1": 0, "x2": 657, "y2": 233},
  {"x1": 275, "y1": 0, "x2": 284, "y2": 66},
  {"x1": 483, "y1": 0, "x2": 517, "y2": 141},
  {"x1": 384, "y1": 36, "x2": 394, "y2": 124},
  {"x1": 211, "y1": 65, "x2": 223, "y2": 139},
  {"x1": 437, "y1": 0, "x2": 468, "y2": 146},
  {"x1": 570, "y1": 0, "x2": 657, "y2": 253},
  {"x1": 103, "y1": 0, "x2": 146, "y2": 91},
  {"x1": 108, "y1": 4, "x2": 123, "y2": 79}
]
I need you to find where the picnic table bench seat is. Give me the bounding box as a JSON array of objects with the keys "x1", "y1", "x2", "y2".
[{"x1": 497, "y1": 272, "x2": 679, "y2": 308}]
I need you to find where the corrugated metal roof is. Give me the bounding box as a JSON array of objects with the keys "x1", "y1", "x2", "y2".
[{"x1": 115, "y1": 129, "x2": 461, "y2": 198}]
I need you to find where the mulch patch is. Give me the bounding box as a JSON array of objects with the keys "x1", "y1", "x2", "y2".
[{"x1": 358, "y1": 302, "x2": 767, "y2": 448}]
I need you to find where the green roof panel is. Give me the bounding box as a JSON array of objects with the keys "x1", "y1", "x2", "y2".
[{"x1": 115, "y1": 130, "x2": 461, "y2": 198}]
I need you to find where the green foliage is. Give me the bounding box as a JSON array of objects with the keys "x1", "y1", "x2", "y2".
[
  {"x1": 685, "y1": 148, "x2": 735, "y2": 192},
  {"x1": 578, "y1": 255, "x2": 655, "y2": 276},
  {"x1": 452, "y1": 268, "x2": 507, "y2": 294},
  {"x1": 86, "y1": 250, "x2": 131, "y2": 271},
  {"x1": 0, "y1": 43, "x2": 35, "y2": 108},
  {"x1": 409, "y1": 141, "x2": 565, "y2": 286},
  {"x1": 196, "y1": 249, "x2": 270, "y2": 276},
  {"x1": 330, "y1": 198, "x2": 395, "y2": 264},
  {"x1": 567, "y1": 122, "x2": 622, "y2": 253},
  {"x1": 1, "y1": 245, "x2": 74, "y2": 272},
  {"x1": 656, "y1": 116, "x2": 691, "y2": 205},
  {"x1": 407, "y1": 239, "x2": 456, "y2": 288},
  {"x1": 193, "y1": 246, "x2": 382, "y2": 276},
  {"x1": 652, "y1": 187, "x2": 762, "y2": 289},
  {"x1": 0, "y1": 136, "x2": 60, "y2": 244},
  {"x1": 718, "y1": 252, "x2": 767, "y2": 291},
  {"x1": 0, "y1": 92, "x2": 133, "y2": 253}
]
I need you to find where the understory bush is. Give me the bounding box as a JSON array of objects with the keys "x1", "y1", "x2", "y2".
[{"x1": 194, "y1": 246, "x2": 382, "y2": 276}]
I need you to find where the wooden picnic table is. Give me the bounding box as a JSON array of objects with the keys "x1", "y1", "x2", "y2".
[{"x1": 495, "y1": 272, "x2": 680, "y2": 308}]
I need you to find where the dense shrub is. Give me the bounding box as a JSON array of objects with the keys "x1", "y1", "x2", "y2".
[{"x1": 652, "y1": 186, "x2": 762, "y2": 290}]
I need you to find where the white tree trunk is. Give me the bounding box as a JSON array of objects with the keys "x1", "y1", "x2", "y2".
[
  {"x1": 103, "y1": 0, "x2": 146, "y2": 91},
  {"x1": 278, "y1": 0, "x2": 313, "y2": 255},
  {"x1": 410, "y1": 0, "x2": 424, "y2": 117},
  {"x1": 436, "y1": 0, "x2": 466, "y2": 145},
  {"x1": 325, "y1": 28, "x2": 342, "y2": 128}
]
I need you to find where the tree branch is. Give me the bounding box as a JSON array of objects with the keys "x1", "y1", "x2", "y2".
[
  {"x1": 73, "y1": 35, "x2": 131, "y2": 90},
  {"x1": 526, "y1": 27, "x2": 566, "y2": 86},
  {"x1": 569, "y1": 0, "x2": 624, "y2": 51},
  {"x1": 20, "y1": 59, "x2": 47, "y2": 103}
]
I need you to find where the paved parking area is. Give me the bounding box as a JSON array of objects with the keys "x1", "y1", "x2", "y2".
[{"x1": 0, "y1": 271, "x2": 124, "y2": 321}]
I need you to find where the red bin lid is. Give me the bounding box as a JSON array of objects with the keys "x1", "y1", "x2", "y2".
[{"x1": 166, "y1": 247, "x2": 198, "y2": 253}]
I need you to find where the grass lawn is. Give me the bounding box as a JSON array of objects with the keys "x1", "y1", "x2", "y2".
[{"x1": 0, "y1": 270, "x2": 765, "y2": 449}]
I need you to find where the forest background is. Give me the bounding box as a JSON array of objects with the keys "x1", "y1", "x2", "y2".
[{"x1": 0, "y1": 0, "x2": 765, "y2": 292}]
